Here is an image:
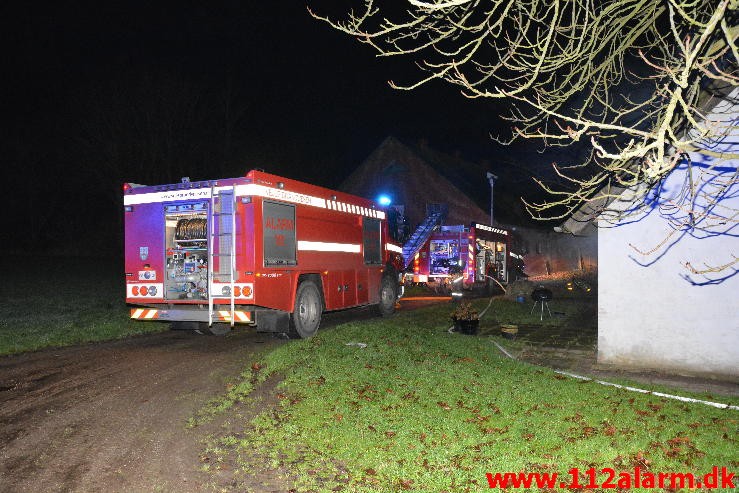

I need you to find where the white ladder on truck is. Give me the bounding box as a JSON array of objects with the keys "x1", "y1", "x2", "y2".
[{"x1": 208, "y1": 185, "x2": 237, "y2": 326}]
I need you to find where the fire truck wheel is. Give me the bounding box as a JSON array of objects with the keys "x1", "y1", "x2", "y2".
[
  {"x1": 170, "y1": 321, "x2": 200, "y2": 331},
  {"x1": 209, "y1": 323, "x2": 231, "y2": 336},
  {"x1": 290, "y1": 280, "x2": 322, "y2": 339},
  {"x1": 377, "y1": 275, "x2": 397, "y2": 317}
]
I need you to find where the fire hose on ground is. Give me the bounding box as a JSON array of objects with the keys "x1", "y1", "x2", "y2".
[{"x1": 448, "y1": 282, "x2": 738, "y2": 411}]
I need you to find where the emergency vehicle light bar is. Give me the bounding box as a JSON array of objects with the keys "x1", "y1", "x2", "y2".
[{"x1": 473, "y1": 223, "x2": 508, "y2": 235}]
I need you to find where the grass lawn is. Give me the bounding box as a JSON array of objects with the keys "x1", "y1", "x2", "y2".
[
  {"x1": 0, "y1": 256, "x2": 166, "y2": 355},
  {"x1": 205, "y1": 300, "x2": 738, "y2": 492}
]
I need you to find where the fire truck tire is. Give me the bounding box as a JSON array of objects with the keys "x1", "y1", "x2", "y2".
[
  {"x1": 289, "y1": 280, "x2": 322, "y2": 338},
  {"x1": 209, "y1": 323, "x2": 231, "y2": 336},
  {"x1": 170, "y1": 321, "x2": 200, "y2": 331},
  {"x1": 377, "y1": 275, "x2": 397, "y2": 317}
]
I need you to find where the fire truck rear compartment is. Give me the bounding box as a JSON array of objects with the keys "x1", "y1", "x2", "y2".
[{"x1": 164, "y1": 210, "x2": 209, "y2": 301}]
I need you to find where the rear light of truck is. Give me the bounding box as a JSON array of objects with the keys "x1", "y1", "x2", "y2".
[
  {"x1": 129, "y1": 285, "x2": 158, "y2": 297},
  {"x1": 217, "y1": 285, "x2": 252, "y2": 298}
]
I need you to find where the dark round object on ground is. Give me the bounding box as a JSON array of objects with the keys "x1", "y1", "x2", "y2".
[
  {"x1": 454, "y1": 319, "x2": 479, "y2": 335},
  {"x1": 531, "y1": 286, "x2": 553, "y2": 302}
]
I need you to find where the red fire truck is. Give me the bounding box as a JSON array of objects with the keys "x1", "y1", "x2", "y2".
[
  {"x1": 409, "y1": 223, "x2": 517, "y2": 292},
  {"x1": 124, "y1": 170, "x2": 404, "y2": 337}
]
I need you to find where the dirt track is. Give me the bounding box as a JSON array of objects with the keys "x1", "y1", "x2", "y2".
[
  {"x1": 0, "y1": 298, "x2": 446, "y2": 493},
  {"x1": 0, "y1": 326, "x2": 287, "y2": 493}
]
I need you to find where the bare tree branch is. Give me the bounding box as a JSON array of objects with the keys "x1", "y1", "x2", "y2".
[{"x1": 312, "y1": 0, "x2": 738, "y2": 272}]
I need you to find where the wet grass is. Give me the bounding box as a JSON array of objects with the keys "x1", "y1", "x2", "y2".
[
  {"x1": 0, "y1": 256, "x2": 166, "y2": 355},
  {"x1": 206, "y1": 300, "x2": 738, "y2": 492}
]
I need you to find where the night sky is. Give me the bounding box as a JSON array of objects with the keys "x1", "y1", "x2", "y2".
[{"x1": 3, "y1": 1, "x2": 557, "y2": 254}]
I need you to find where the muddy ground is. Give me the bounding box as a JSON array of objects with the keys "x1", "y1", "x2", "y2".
[
  {"x1": 0, "y1": 327, "x2": 278, "y2": 492},
  {"x1": 0, "y1": 304, "x2": 391, "y2": 493}
]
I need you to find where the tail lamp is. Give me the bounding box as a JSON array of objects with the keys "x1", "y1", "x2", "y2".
[{"x1": 131, "y1": 285, "x2": 157, "y2": 297}]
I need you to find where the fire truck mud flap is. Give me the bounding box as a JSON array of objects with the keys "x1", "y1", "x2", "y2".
[{"x1": 255, "y1": 309, "x2": 290, "y2": 334}]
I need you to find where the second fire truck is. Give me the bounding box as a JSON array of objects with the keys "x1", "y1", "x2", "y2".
[{"x1": 410, "y1": 222, "x2": 520, "y2": 293}]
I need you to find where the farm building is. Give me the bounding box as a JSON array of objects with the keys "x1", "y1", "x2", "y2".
[{"x1": 340, "y1": 136, "x2": 597, "y2": 278}]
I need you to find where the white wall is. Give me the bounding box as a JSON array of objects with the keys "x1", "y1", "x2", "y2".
[{"x1": 597, "y1": 94, "x2": 739, "y2": 378}]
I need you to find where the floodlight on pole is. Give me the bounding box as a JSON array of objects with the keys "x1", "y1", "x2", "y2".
[{"x1": 486, "y1": 172, "x2": 498, "y2": 225}]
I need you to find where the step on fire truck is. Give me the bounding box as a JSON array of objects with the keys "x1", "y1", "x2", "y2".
[
  {"x1": 124, "y1": 170, "x2": 405, "y2": 337},
  {"x1": 407, "y1": 223, "x2": 521, "y2": 294}
]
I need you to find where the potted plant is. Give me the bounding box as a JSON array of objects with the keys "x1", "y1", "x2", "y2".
[
  {"x1": 451, "y1": 302, "x2": 479, "y2": 335},
  {"x1": 500, "y1": 324, "x2": 518, "y2": 339}
]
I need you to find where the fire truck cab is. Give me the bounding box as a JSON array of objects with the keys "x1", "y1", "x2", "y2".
[{"x1": 124, "y1": 170, "x2": 404, "y2": 337}]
